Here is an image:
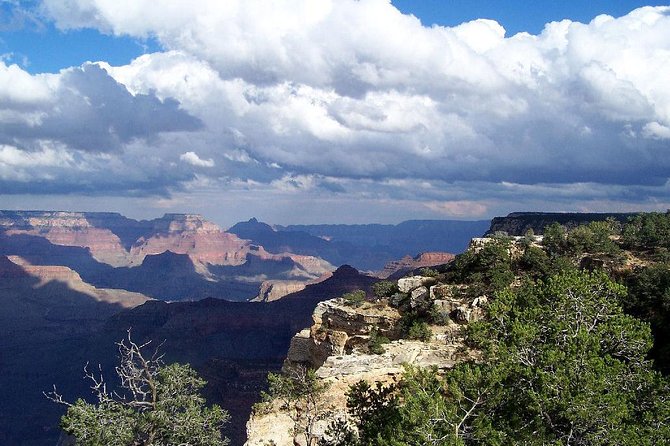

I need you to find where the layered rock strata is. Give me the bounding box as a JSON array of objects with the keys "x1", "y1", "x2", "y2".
[
  {"x1": 245, "y1": 273, "x2": 484, "y2": 446},
  {"x1": 0, "y1": 210, "x2": 335, "y2": 301},
  {"x1": 376, "y1": 251, "x2": 455, "y2": 279}
]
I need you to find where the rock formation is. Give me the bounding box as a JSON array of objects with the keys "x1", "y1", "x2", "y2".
[
  {"x1": 486, "y1": 212, "x2": 635, "y2": 236},
  {"x1": 245, "y1": 272, "x2": 484, "y2": 446},
  {"x1": 0, "y1": 210, "x2": 334, "y2": 302},
  {"x1": 375, "y1": 251, "x2": 455, "y2": 279}
]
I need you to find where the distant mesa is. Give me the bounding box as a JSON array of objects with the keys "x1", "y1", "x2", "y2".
[
  {"x1": 0, "y1": 210, "x2": 492, "y2": 304},
  {"x1": 486, "y1": 212, "x2": 637, "y2": 236}
]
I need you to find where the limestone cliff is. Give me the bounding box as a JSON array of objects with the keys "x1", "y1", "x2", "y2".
[
  {"x1": 486, "y1": 211, "x2": 635, "y2": 236},
  {"x1": 244, "y1": 273, "x2": 484, "y2": 446}
]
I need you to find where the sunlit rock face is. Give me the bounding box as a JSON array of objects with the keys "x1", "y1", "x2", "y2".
[
  {"x1": 245, "y1": 264, "x2": 495, "y2": 446},
  {"x1": 0, "y1": 210, "x2": 335, "y2": 302},
  {"x1": 376, "y1": 251, "x2": 456, "y2": 279},
  {"x1": 0, "y1": 211, "x2": 135, "y2": 266}
]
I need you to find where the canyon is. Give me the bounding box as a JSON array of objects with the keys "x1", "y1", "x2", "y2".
[
  {"x1": 1, "y1": 210, "x2": 481, "y2": 445},
  {"x1": 1, "y1": 210, "x2": 639, "y2": 445}
]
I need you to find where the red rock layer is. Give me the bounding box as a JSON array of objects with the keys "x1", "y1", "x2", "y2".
[
  {"x1": 376, "y1": 251, "x2": 455, "y2": 279},
  {"x1": 130, "y1": 230, "x2": 251, "y2": 266}
]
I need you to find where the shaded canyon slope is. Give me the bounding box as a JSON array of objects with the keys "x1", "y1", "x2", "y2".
[
  {"x1": 0, "y1": 255, "x2": 152, "y2": 446},
  {"x1": 0, "y1": 264, "x2": 376, "y2": 446},
  {"x1": 97, "y1": 264, "x2": 378, "y2": 445},
  {"x1": 275, "y1": 219, "x2": 490, "y2": 270}
]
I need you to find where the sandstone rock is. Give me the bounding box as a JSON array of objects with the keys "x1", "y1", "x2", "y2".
[
  {"x1": 430, "y1": 283, "x2": 458, "y2": 300},
  {"x1": 432, "y1": 299, "x2": 459, "y2": 318},
  {"x1": 245, "y1": 410, "x2": 294, "y2": 446},
  {"x1": 254, "y1": 280, "x2": 307, "y2": 302},
  {"x1": 398, "y1": 276, "x2": 427, "y2": 293},
  {"x1": 376, "y1": 252, "x2": 455, "y2": 279},
  {"x1": 284, "y1": 299, "x2": 401, "y2": 370},
  {"x1": 473, "y1": 295, "x2": 488, "y2": 307},
  {"x1": 247, "y1": 296, "x2": 480, "y2": 446},
  {"x1": 432, "y1": 291, "x2": 486, "y2": 325},
  {"x1": 286, "y1": 329, "x2": 313, "y2": 364},
  {"x1": 410, "y1": 286, "x2": 430, "y2": 310}
]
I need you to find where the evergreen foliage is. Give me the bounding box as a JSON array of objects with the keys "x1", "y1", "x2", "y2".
[
  {"x1": 342, "y1": 290, "x2": 366, "y2": 308},
  {"x1": 325, "y1": 270, "x2": 670, "y2": 446},
  {"x1": 47, "y1": 333, "x2": 229, "y2": 446},
  {"x1": 622, "y1": 211, "x2": 670, "y2": 255},
  {"x1": 367, "y1": 327, "x2": 390, "y2": 355},
  {"x1": 446, "y1": 236, "x2": 514, "y2": 295},
  {"x1": 280, "y1": 213, "x2": 670, "y2": 445},
  {"x1": 261, "y1": 366, "x2": 331, "y2": 446},
  {"x1": 372, "y1": 281, "x2": 398, "y2": 299}
]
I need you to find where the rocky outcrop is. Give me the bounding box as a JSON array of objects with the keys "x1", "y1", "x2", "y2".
[
  {"x1": 253, "y1": 280, "x2": 308, "y2": 302},
  {"x1": 246, "y1": 273, "x2": 483, "y2": 446},
  {"x1": 430, "y1": 284, "x2": 486, "y2": 324},
  {"x1": 397, "y1": 275, "x2": 437, "y2": 293},
  {"x1": 376, "y1": 252, "x2": 455, "y2": 279},
  {"x1": 284, "y1": 299, "x2": 402, "y2": 370}
]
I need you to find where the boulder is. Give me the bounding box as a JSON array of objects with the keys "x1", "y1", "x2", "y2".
[
  {"x1": 398, "y1": 276, "x2": 424, "y2": 293},
  {"x1": 286, "y1": 329, "x2": 313, "y2": 364},
  {"x1": 430, "y1": 284, "x2": 456, "y2": 300},
  {"x1": 398, "y1": 276, "x2": 428, "y2": 293},
  {"x1": 409, "y1": 286, "x2": 430, "y2": 310}
]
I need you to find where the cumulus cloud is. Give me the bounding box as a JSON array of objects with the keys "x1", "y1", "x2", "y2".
[
  {"x1": 180, "y1": 151, "x2": 214, "y2": 167},
  {"x1": 0, "y1": 1, "x2": 668, "y2": 219},
  {"x1": 0, "y1": 63, "x2": 202, "y2": 153}
]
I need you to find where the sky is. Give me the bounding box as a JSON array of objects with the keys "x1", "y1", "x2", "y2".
[{"x1": 0, "y1": 1, "x2": 669, "y2": 227}]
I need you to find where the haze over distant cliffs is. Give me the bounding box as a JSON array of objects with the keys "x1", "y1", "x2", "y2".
[{"x1": 231, "y1": 217, "x2": 487, "y2": 271}]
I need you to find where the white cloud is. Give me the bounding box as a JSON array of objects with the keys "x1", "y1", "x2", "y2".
[
  {"x1": 0, "y1": 1, "x2": 667, "y2": 216},
  {"x1": 643, "y1": 122, "x2": 670, "y2": 140},
  {"x1": 0, "y1": 62, "x2": 53, "y2": 104},
  {"x1": 425, "y1": 200, "x2": 489, "y2": 217},
  {"x1": 180, "y1": 151, "x2": 214, "y2": 167}
]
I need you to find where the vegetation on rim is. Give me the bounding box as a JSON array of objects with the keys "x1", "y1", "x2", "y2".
[{"x1": 266, "y1": 211, "x2": 670, "y2": 445}]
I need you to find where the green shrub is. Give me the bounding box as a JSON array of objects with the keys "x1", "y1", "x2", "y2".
[
  {"x1": 342, "y1": 290, "x2": 366, "y2": 307},
  {"x1": 372, "y1": 281, "x2": 398, "y2": 299},
  {"x1": 407, "y1": 321, "x2": 432, "y2": 342},
  {"x1": 623, "y1": 211, "x2": 670, "y2": 250},
  {"x1": 368, "y1": 328, "x2": 390, "y2": 355},
  {"x1": 418, "y1": 267, "x2": 439, "y2": 278}
]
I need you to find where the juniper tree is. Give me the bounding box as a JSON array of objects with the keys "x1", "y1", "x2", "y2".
[{"x1": 46, "y1": 331, "x2": 229, "y2": 446}]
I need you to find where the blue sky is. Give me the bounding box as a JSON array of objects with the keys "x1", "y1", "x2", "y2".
[
  {"x1": 393, "y1": 1, "x2": 670, "y2": 34},
  {"x1": 1, "y1": 1, "x2": 665, "y2": 73},
  {"x1": 0, "y1": 1, "x2": 669, "y2": 225}
]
